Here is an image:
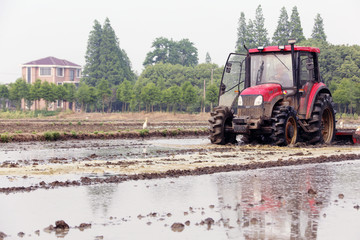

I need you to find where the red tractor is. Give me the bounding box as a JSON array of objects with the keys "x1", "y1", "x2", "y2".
[{"x1": 209, "y1": 40, "x2": 336, "y2": 145}]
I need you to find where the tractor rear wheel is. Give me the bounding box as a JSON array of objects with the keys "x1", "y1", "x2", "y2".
[
  {"x1": 303, "y1": 93, "x2": 335, "y2": 144},
  {"x1": 271, "y1": 105, "x2": 298, "y2": 146},
  {"x1": 209, "y1": 106, "x2": 237, "y2": 145}
]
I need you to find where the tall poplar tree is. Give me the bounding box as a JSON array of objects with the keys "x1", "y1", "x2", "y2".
[
  {"x1": 83, "y1": 20, "x2": 102, "y2": 87},
  {"x1": 83, "y1": 18, "x2": 135, "y2": 87},
  {"x1": 311, "y1": 13, "x2": 327, "y2": 42},
  {"x1": 289, "y1": 6, "x2": 305, "y2": 42},
  {"x1": 99, "y1": 18, "x2": 124, "y2": 86},
  {"x1": 205, "y1": 52, "x2": 212, "y2": 63},
  {"x1": 254, "y1": 5, "x2": 269, "y2": 47},
  {"x1": 236, "y1": 12, "x2": 247, "y2": 52},
  {"x1": 272, "y1": 7, "x2": 290, "y2": 45},
  {"x1": 246, "y1": 19, "x2": 257, "y2": 49}
]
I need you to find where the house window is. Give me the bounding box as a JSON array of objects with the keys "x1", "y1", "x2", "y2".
[
  {"x1": 69, "y1": 70, "x2": 74, "y2": 81},
  {"x1": 27, "y1": 67, "x2": 31, "y2": 83},
  {"x1": 76, "y1": 69, "x2": 81, "y2": 78},
  {"x1": 57, "y1": 68, "x2": 64, "y2": 77},
  {"x1": 57, "y1": 82, "x2": 63, "y2": 85},
  {"x1": 40, "y1": 67, "x2": 51, "y2": 76}
]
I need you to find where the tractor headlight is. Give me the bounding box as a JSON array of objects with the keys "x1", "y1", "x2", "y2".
[
  {"x1": 254, "y1": 95, "x2": 263, "y2": 106},
  {"x1": 238, "y1": 96, "x2": 243, "y2": 106}
]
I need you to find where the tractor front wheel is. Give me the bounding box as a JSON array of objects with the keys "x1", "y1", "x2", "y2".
[
  {"x1": 271, "y1": 105, "x2": 298, "y2": 146},
  {"x1": 208, "y1": 106, "x2": 236, "y2": 145}
]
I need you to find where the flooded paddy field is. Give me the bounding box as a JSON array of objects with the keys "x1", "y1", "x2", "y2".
[{"x1": 2, "y1": 136, "x2": 360, "y2": 239}]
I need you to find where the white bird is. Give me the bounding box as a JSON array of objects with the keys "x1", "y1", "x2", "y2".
[
  {"x1": 143, "y1": 117, "x2": 148, "y2": 129},
  {"x1": 339, "y1": 120, "x2": 344, "y2": 129}
]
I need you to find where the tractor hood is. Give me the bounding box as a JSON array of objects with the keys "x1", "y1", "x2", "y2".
[{"x1": 240, "y1": 83, "x2": 283, "y2": 102}]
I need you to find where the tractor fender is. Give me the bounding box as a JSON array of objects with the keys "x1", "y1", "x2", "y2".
[
  {"x1": 264, "y1": 95, "x2": 285, "y2": 117},
  {"x1": 306, "y1": 82, "x2": 331, "y2": 119}
]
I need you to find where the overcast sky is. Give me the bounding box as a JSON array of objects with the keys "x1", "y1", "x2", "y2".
[{"x1": 0, "y1": 0, "x2": 359, "y2": 84}]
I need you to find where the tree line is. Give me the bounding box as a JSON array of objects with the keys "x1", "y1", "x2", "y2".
[{"x1": 1, "y1": 7, "x2": 360, "y2": 114}]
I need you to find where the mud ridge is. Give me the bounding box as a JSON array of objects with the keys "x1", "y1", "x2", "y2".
[
  {"x1": 2, "y1": 153, "x2": 360, "y2": 194},
  {"x1": 1, "y1": 129, "x2": 209, "y2": 143}
]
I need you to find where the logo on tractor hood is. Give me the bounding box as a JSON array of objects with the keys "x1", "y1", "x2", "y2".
[{"x1": 240, "y1": 83, "x2": 283, "y2": 102}]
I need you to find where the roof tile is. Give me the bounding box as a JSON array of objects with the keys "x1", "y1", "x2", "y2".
[{"x1": 23, "y1": 56, "x2": 81, "y2": 67}]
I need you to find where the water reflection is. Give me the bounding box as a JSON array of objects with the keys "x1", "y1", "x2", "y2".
[
  {"x1": 215, "y1": 165, "x2": 334, "y2": 239},
  {"x1": 86, "y1": 184, "x2": 118, "y2": 218}
]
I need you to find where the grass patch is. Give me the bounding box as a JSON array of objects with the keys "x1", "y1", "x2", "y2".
[
  {"x1": 43, "y1": 131, "x2": 61, "y2": 141},
  {"x1": 0, "y1": 134, "x2": 11, "y2": 143},
  {"x1": 139, "y1": 129, "x2": 149, "y2": 137},
  {"x1": 161, "y1": 129, "x2": 168, "y2": 137}
]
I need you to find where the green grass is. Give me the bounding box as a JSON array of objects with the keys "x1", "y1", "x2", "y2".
[
  {"x1": 0, "y1": 134, "x2": 11, "y2": 143},
  {"x1": 43, "y1": 131, "x2": 61, "y2": 141},
  {"x1": 139, "y1": 129, "x2": 149, "y2": 137}
]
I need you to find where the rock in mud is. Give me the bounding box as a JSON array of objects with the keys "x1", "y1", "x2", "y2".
[
  {"x1": 338, "y1": 193, "x2": 344, "y2": 199},
  {"x1": 201, "y1": 217, "x2": 215, "y2": 229},
  {"x1": 55, "y1": 220, "x2": 69, "y2": 230},
  {"x1": 307, "y1": 188, "x2": 317, "y2": 195},
  {"x1": 0, "y1": 232, "x2": 6, "y2": 240},
  {"x1": 17, "y1": 232, "x2": 25, "y2": 238},
  {"x1": 43, "y1": 225, "x2": 54, "y2": 233},
  {"x1": 77, "y1": 223, "x2": 91, "y2": 231},
  {"x1": 171, "y1": 223, "x2": 185, "y2": 232},
  {"x1": 185, "y1": 220, "x2": 190, "y2": 226}
]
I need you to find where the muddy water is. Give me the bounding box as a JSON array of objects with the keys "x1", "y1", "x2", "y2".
[{"x1": 2, "y1": 159, "x2": 360, "y2": 239}]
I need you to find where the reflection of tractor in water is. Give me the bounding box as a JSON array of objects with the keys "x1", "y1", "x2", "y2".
[{"x1": 209, "y1": 40, "x2": 336, "y2": 145}]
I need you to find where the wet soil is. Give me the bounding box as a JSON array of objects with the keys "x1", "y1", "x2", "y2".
[
  {"x1": 1, "y1": 137, "x2": 360, "y2": 194},
  {"x1": 0, "y1": 118, "x2": 208, "y2": 142}
]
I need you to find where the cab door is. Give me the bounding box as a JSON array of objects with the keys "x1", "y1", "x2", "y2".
[{"x1": 298, "y1": 52, "x2": 317, "y2": 118}]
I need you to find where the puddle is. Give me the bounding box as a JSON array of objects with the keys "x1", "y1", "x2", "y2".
[{"x1": 2, "y1": 160, "x2": 360, "y2": 239}]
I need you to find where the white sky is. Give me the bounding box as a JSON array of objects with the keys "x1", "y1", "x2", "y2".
[{"x1": 0, "y1": 0, "x2": 359, "y2": 84}]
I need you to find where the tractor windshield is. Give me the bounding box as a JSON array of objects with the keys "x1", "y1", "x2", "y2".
[
  {"x1": 218, "y1": 54, "x2": 246, "y2": 107},
  {"x1": 250, "y1": 52, "x2": 293, "y2": 87}
]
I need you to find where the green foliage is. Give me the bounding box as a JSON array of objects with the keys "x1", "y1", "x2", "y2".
[
  {"x1": 0, "y1": 134, "x2": 11, "y2": 143},
  {"x1": 43, "y1": 131, "x2": 61, "y2": 141},
  {"x1": 143, "y1": 37, "x2": 198, "y2": 67},
  {"x1": 8, "y1": 78, "x2": 29, "y2": 110},
  {"x1": 312, "y1": 13, "x2": 327, "y2": 42},
  {"x1": 161, "y1": 129, "x2": 168, "y2": 136},
  {"x1": 289, "y1": 6, "x2": 305, "y2": 42},
  {"x1": 83, "y1": 18, "x2": 135, "y2": 87},
  {"x1": 0, "y1": 84, "x2": 9, "y2": 110},
  {"x1": 254, "y1": 5, "x2": 269, "y2": 47},
  {"x1": 139, "y1": 129, "x2": 149, "y2": 137},
  {"x1": 96, "y1": 79, "x2": 112, "y2": 112},
  {"x1": 272, "y1": 7, "x2": 290, "y2": 45}
]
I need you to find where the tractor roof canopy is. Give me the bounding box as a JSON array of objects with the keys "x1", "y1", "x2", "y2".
[{"x1": 249, "y1": 45, "x2": 320, "y2": 53}]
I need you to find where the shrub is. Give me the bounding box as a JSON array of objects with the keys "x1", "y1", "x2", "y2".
[
  {"x1": 139, "y1": 129, "x2": 149, "y2": 137},
  {"x1": 52, "y1": 132, "x2": 61, "y2": 141},
  {"x1": 0, "y1": 134, "x2": 11, "y2": 143},
  {"x1": 354, "y1": 113, "x2": 359, "y2": 120},
  {"x1": 71, "y1": 131, "x2": 77, "y2": 137},
  {"x1": 44, "y1": 132, "x2": 54, "y2": 141},
  {"x1": 170, "y1": 130, "x2": 178, "y2": 136},
  {"x1": 161, "y1": 129, "x2": 168, "y2": 137},
  {"x1": 77, "y1": 121, "x2": 82, "y2": 125}
]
